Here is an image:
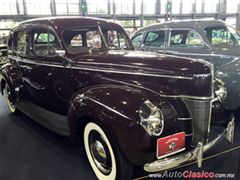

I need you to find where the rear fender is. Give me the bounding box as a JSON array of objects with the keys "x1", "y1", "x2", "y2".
[{"x1": 0, "y1": 63, "x2": 23, "y2": 101}]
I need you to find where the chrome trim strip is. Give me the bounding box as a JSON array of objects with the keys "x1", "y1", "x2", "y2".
[
  {"x1": 70, "y1": 66, "x2": 193, "y2": 79},
  {"x1": 68, "y1": 61, "x2": 176, "y2": 74},
  {"x1": 161, "y1": 94, "x2": 213, "y2": 100},
  {"x1": 185, "y1": 134, "x2": 193, "y2": 137},
  {"x1": 144, "y1": 118, "x2": 235, "y2": 173},
  {"x1": 11, "y1": 56, "x2": 194, "y2": 80},
  {"x1": 87, "y1": 97, "x2": 132, "y2": 120},
  {"x1": 177, "y1": 117, "x2": 191, "y2": 121}
]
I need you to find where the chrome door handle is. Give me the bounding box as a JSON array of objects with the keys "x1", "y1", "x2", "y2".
[{"x1": 21, "y1": 65, "x2": 33, "y2": 71}]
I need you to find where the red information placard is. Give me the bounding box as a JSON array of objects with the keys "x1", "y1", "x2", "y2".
[{"x1": 157, "y1": 132, "x2": 186, "y2": 159}]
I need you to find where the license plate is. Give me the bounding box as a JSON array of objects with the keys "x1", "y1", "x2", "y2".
[{"x1": 157, "y1": 132, "x2": 186, "y2": 159}]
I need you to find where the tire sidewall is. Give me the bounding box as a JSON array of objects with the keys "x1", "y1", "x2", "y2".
[
  {"x1": 84, "y1": 122, "x2": 117, "y2": 180},
  {"x1": 4, "y1": 85, "x2": 16, "y2": 113}
]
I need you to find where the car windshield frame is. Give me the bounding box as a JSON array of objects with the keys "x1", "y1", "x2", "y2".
[
  {"x1": 204, "y1": 25, "x2": 240, "y2": 46},
  {"x1": 62, "y1": 25, "x2": 133, "y2": 55}
]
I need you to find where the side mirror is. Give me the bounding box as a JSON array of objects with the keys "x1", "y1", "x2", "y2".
[{"x1": 55, "y1": 50, "x2": 66, "y2": 57}]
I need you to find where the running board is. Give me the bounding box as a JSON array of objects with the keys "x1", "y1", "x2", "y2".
[{"x1": 16, "y1": 100, "x2": 70, "y2": 136}]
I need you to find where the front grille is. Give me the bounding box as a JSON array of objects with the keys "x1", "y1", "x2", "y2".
[{"x1": 183, "y1": 98, "x2": 212, "y2": 147}]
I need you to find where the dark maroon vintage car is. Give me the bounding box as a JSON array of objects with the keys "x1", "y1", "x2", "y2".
[{"x1": 0, "y1": 17, "x2": 235, "y2": 179}]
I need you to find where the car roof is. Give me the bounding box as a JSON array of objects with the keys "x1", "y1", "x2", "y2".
[
  {"x1": 14, "y1": 16, "x2": 122, "y2": 33},
  {"x1": 134, "y1": 19, "x2": 227, "y2": 34}
]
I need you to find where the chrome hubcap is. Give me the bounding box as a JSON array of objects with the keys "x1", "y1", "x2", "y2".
[
  {"x1": 89, "y1": 131, "x2": 112, "y2": 175},
  {"x1": 93, "y1": 140, "x2": 107, "y2": 163}
]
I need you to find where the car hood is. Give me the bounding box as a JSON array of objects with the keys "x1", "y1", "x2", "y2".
[
  {"x1": 71, "y1": 50, "x2": 211, "y2": 78},
  {"x1": 213, "y1": 45, "x2": 240, "y2": 57},
  {"x1": 69, "y1": 50, "x2": 213, "y2": 98}
]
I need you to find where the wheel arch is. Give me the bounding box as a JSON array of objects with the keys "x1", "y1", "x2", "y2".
[
  {"x1": 0, "y1": 63, "x2": 23, "y2": 100},
  {"x1": 67, "y1": 84, "x2": 178, "y2": 165}
]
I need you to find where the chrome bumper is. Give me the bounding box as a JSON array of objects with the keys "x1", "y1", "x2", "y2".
[{"x1": 144, "y1": 117, "x2": 235, "y2": 173}]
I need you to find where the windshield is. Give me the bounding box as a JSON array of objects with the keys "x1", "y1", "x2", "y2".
[
  {"x1": 204, "y1": 25, "x2": 240, "y2": 46},
  {"x1": 62, "y1": 25, "x2": 132, "y2": 54}
]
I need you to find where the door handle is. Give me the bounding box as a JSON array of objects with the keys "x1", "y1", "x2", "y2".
[{"x1": 21, "y1": 65, "x2": 33, "y2": 71}]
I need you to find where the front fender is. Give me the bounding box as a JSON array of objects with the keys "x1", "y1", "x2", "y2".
[
  {"x1": 0, "y1": 63, "x2": 23, "y2": 100},
  {"x1": 68, "y1": 84, "x2": 178, "y2": 165}
]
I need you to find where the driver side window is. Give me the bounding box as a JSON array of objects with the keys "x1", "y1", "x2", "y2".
[
  {"x1": 131, "y1": 34, "x2": 143, "y2": 48},
  {"x1": 143, "y1": 31, "x2": 165, "y2": 48}
]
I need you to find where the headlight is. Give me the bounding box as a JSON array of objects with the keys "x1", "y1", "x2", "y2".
[
  {"x1": 139, "y1": 100, "x2": 164, "y2": 136},
  {"x1": 214, "y1": 78, "x2": 227, "y2": 102}
]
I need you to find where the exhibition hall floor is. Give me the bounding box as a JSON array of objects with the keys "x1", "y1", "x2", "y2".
[{"x1": 0, "y1": 96, "x2": 240, "y2": 180}]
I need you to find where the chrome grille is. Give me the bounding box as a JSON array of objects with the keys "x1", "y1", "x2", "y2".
[{"x1": 183, "y1": 98, "x2": 212, "y2": 147}]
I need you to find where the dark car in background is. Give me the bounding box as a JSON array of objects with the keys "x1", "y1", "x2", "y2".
[
  {"x1": 0, "y1": 17, "x2": 234, "y2": 179},
  {"x1": 131, "y1": 19, "x2": 240, "y2": 111}
]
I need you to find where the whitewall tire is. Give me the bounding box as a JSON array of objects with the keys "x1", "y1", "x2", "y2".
[
  {"x1": 84, "y1": 122, "x2": 117, "y2": 180},
  {"x1": 4, "y1": 85, "x2": 20, "y2": 115}
]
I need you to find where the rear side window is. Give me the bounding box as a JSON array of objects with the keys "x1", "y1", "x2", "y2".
[
  {"x1": 63, "y1": 28, "x2": 103, "y2": 54},
  {"x1": 143, "y1": 31, "x2": 165, "y2": 48},
  {"x1": 70, "y1": 34, "x2": 83, "y2": 47},
  {"x1": 204, "y1": 26, "x2": 240, "y2": 46},
  {"x1": 170, "y1": 30, "x2": 203, "y2": 47},
  {"x1": 34, "y1": 33, "x2": 55, "y2": 43},
  {"x1": 32, "y1": 30, "x2": 60, "y2": 56}
]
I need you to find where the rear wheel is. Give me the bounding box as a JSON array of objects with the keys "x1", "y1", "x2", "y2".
[
  {"x1": 4, "y1": 85, "x2": 21, "y2": 115},
  {"x1": 83, "y1": 122, "x2": 133, "y2": 180}
]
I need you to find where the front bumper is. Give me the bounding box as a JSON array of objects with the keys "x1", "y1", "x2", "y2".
[{"x1": 144, "y1": 117, "x2": 235, "y2": 173}]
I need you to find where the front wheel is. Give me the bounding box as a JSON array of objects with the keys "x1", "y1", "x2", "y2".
[
  {"x1": 4, "y1": 85, "x2": 21, "y2": 115},
  {"x1": 83, "y1": 122, "x2": 133, "y2": 180}
]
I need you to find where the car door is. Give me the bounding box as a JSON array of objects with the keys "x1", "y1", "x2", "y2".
[
  {"x1": 165, "y1": 29, "x2": 215, "y2": 63},
  {"x1": 16, "y1": 26, "x2": 69, "y2": 115}
]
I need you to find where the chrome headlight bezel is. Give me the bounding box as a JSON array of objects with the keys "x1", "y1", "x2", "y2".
[{"x1": 139, "y1": 100, "x2": 164, "y2": 136}]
